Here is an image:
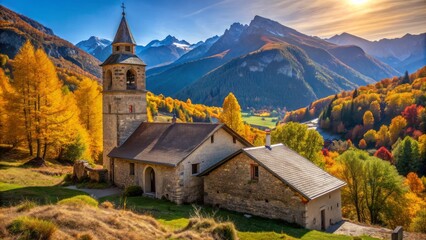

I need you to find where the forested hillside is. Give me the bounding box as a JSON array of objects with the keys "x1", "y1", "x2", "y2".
[{"x1": 0, "y1": 5, "x2": 101, "y2": 79}]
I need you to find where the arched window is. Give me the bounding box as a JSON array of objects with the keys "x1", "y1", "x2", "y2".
[
  {"x1": 126, "y1": 70, "x2": 136, "y2": 90},
  {"x1": 105, "y1": 70, "x2": 112, "y2": 90}
]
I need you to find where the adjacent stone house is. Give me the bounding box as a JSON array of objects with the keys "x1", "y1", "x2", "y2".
[
  {"x1": 199, "y1": 143, "x2": 346, "y2": 230},
  {"x1": 107, "y1": 122, "x2": 251, "y2": 204}
]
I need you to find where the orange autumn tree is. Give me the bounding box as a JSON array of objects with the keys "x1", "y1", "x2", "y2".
[{"x1": 405, "y1": 172, "x2": 425, "y2": 193}]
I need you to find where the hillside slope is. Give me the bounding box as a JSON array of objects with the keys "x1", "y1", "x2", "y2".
[{"x1": 0, "y1": 5, "x2": 101, "y2": 79}]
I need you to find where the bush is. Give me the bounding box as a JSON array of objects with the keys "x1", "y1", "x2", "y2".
[
  {"x1": 16, "y1": 200, "x2": 37, "y2": 212},
  {"x1": 411, "y1": 209, "x2": 426, "y2": 233},
  {"x1": 100, "y1": 201, "x2": 114, "y2": 209},
  {"x1": 8, "y1": 216, "x2": 56, "y2": 240},
  {"x1": 212, "y1": 222, "x2": 238, "y2": 240},
  {"x1": 57, "y1": 195, "x2": 98, "y2": 207},
  {"x1": 124, "y1": 185, "x2": 143, "y2": 197}
]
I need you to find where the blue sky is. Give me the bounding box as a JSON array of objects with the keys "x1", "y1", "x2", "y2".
[{"x1": 1, "y1": 0, "x2": 425, "y2": 45}]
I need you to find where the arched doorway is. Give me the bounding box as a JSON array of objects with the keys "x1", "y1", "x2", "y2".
[
  {"x1": 145, "y1": 167, "x2": 156, "y2": 193},
  {"x1": 105, "y1": 70, "x2": 112, "y2": 90},
  {"x1": 126, "y1": 69, "x2": 136, "y2": 90}
]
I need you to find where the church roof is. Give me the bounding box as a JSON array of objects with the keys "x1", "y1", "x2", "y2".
[
  {"x1": 112, "y1": 16, "x2": 136, "y2": 45},
  {"x1": 100, "y1": 53, "x2": 146, "y2": 66},
  {"x1": 200, "y1": 144, "x2": 346, "y2": 201},
  {"x1": 108, "y1": 122, "x2": 251, "y2": 166}
]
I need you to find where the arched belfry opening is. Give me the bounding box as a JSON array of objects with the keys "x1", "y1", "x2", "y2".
[
  {"x1": 145, "y1": 167, "x2": 156, "y2": 193},
  {"x1": 126, "y1": 69, "x2": 136, "y2": 90},
  {"x1": 105, "y1": 70, "x2": 112, "y2": 90}
]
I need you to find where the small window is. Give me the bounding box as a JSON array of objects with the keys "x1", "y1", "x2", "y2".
[
  {"x1": 129, "y1": 105, "x2": 133, "y2": 113},
  {"x1": 129, "y1": 163, "x2": 135, "y2": 175},
  {"x1": 233, "y1": 137, "x2": 237, "y2": 144},
  {"x1": 210, "y1": 135, "x2": 214, "y2": 143},
  {"x1": 251, "y1": 164, "x2": 259, "y2": 181},
  {"x1": 125, "y1": 46, "x2": 131, "y2": 51},
  {"x1": 108, "y1": 104, "x2": 112, "y2": 113},
  {"x1": 192, "y1": 163, "x2": 200, "y2": 174},
  {"x1": 337, "y1": 203, "x2": 339, "y2": 207},
  {"x1": 116, "y1": 46, "x2": 120, "y2": 51}
]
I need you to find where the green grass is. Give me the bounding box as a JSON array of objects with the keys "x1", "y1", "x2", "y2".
[
  {"x1": 0, "y1": 182, "x2": 88, "y2": 206},
  {"x1": 100, "y1": 195, "x2": 378, "y2": 240},
  {"x1": 242, "y1": 112, "x2": 278, "y2": 129},
  {"x1": 57, "y1": 195, "x2": 98, "y2": 207}
]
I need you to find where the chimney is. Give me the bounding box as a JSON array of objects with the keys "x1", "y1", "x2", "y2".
[
  {"x1": 265, "y1": 129, "x2": 271, "y2": 150},
  {"x1": 172, "y1": 114, "x2": 177, "y2": 124}
]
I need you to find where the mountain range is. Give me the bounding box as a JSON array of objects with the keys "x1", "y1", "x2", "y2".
[
  {"x1": 1, "y1": 5, "x2": 424, "y2": 110},
  {"x1": 76, "y1": 35, "x2": 216, "y2": 69},
  {"x1": 326, "y1": 32, "x2": 425, "y2": 74},
  {"x1": 146, "y1": 16, "x2": 405, "y2": 109}
]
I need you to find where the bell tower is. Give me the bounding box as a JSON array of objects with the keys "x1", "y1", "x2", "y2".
[{"x1": 101, "y1": 5, "x2": 147, "y2": 177}]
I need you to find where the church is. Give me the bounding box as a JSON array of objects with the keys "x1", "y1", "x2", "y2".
[{"x1": 100, "y1": 9, "x2": 346, "y2": 230}]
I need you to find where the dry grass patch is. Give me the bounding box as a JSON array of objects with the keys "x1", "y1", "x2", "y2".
[{"x1": 0, "y1": 198, "x2": 236, "y2": 240}]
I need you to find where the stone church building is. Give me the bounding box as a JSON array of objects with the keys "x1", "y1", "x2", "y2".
[{"x1": 100, "y1": 10, "x2": 346, "y2": 230}]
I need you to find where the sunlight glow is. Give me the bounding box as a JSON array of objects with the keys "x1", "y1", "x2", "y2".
[{"x1": 350, "y1": 0, "x2": 368, "y2": 5}]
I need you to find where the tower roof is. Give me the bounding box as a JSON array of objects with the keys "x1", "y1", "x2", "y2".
[{"x1": 112, "y1": 16, "x2": 136, "y2": 45}]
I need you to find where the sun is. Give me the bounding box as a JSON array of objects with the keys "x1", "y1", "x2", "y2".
[{"x1": 350, "y1": 0, "x2": 368, "y2": 5}]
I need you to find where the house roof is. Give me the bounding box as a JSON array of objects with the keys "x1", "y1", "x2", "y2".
[
  {"x1": 112, "y1": 16, "x2": 136, "y2": 45},
  {"x1": 108, "y1": 122, "x2": 252, "y2": 167},
  {"x1": 100, "y1": 53, "x2": 146, "y2": 66},
  {"x1": 200, "y1": 143, "x2": 346, "y2": 201}
]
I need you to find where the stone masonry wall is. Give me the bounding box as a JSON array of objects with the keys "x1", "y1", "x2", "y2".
[
  {"x1": 204, "y1": 153, "x2": 307, "y2": 226},
  {"x1": 181, "y1": 128, "x2": 247, "y2": 203},
  {"x1": 112, "y1": 158, "x2": 184, "y2": 203}
]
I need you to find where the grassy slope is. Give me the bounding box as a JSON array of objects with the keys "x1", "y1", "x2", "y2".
[
  {"x1": 0, "y1": 148, "x2": 85, "y2": 206},
  {"x1": 242, "y1": 112, "x2": 278, "y2": 129},
  {"x1": 100, "y1": 195, "x2": 377, "y2": 240}
]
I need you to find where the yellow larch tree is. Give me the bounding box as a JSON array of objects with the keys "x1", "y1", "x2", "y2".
[
  {"x1": 74, "y1": 77, "x2": 103, "y2": 161},
  {"x1": 0, "y1": 68, "x2": 14, "y2": 144},
  {"x1": 11, "y1": 41, "x2": 81, "y2": 162},
  {"x1": 219, "y1": 92, "x2": 244, "y2": 135}
]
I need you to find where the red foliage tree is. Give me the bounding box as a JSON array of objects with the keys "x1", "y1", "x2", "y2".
[
  {"x1": 374, "y1": 146, "x2": 394, "y2": 164},
  {"x1": 402, "y1": 104, "x2": 423, "y2": 127}
]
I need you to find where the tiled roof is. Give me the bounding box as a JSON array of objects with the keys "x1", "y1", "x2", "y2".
[
  {"x1": 108, "y1": 123, "x2": 251, "y2": 166},
  {"x1": 200, "y1": 143, "x2": 346, "y2": 200},
  {"x1": 112, "y1": 16, "x2": 136, "y2": 45},
  {"x1": 243, "y1": 144, "x2": 346, "y2": 200},
  {"x1": 100, "y1": 53, "x2": 146, "y2": 66}
]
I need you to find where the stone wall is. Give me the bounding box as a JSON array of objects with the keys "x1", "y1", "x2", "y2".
[
  {"x1": 180, "y1": 128, "x2": 247, "y2": 203},
  {"x1": 111, "y1": 158, "x2": 184, "y2": 203},
  {"x1": 204, "y1": 153, "x2": 307, "y2": 226},
  {"x1": 73, "y1": 160, "x2": 108, "y2": 182},
  {"x1": 305, "y1": 189, "x2": 342, "y2": 230}
]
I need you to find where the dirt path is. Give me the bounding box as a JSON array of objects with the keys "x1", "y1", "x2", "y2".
[
  {"x1": 64, "y1": 185, "x2": 122, "y2": 199},
  {"x1": 327, "y1": 220, "x2": 425, "y2": 240}
]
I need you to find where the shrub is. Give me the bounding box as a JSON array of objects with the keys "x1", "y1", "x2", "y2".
[
  {"x1": 8, "y1": 216, "x2": 56, "y2": 240},
  {"x1": 212, "y1": 222, "x2": 238, "y2": 240},
  {"x1": 100, "y1": 201, "x2": 114, "y2": 209},
  {"x1": 78, "y1": 233, "x2": 95, "y2": 240},
  {"x1": 57, "y1": 195, "x2": 98, "y2": 207},
  {"x1": 16, "y1": 200, "x2": 37, "y2": 212},
  {"x1": 411, "y1": 209, "x2": 426, "y2": 233},
  {"x1": 124, "y1": 185, "x2": 143, "y2": 197}
]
